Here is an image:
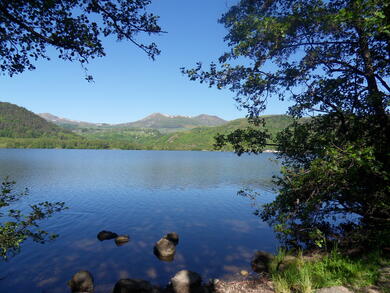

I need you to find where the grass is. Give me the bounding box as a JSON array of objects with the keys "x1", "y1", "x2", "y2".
[{"x1": 270, "y1": 249, "x2": 389, "y2": 293}]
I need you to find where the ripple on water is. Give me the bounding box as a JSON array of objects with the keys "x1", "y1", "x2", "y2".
[{"x1": 0, "y1": 149, "x2": 280, "y2": 293}]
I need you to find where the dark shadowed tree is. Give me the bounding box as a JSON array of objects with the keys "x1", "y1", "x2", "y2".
[
  {"x1": 0, "y1": 0, "x2": 162, "y2": 79},
  {"x1": 183, "y1": 0, "x2": 390, "y2": 249}
]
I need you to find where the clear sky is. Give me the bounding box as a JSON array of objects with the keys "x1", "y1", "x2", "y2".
[{"x1": 0, "y1": 0, "x2": 291, "y2": 124}]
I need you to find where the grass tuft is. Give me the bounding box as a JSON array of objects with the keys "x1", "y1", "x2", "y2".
[{"x1": 271, "y1": 249, "x2": 388, "y2": 293}]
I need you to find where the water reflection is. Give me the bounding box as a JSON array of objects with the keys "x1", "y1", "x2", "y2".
[{"x1": 0, "y1": 149, "x2": 281, "y2": 293}]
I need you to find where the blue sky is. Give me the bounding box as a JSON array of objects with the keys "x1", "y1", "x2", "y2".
[{"x1": 0, "y1": 0, "x2": 291, "y2": 124}]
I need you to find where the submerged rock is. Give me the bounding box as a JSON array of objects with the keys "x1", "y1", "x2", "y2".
[
  {"x1": 115, "y1": 235, "x2": 130, "y2": 246},
  {"x1": 97, "y1": 230, "x2": 118, "y2": 241},
  {"x1": 171, "y1": 270, "x2": 203, "y2": 293},
  {"x1": 68, "y1": 270, "x2": 94, "y2": 293},
  {"x1": 113, "y1": 278, "x2": 158, "y2": 293},
  {"x1": 251, "y1": 251, "x2": 274, "y2": 273}
]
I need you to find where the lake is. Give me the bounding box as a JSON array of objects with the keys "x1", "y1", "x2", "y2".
[{"x1": 0, "y1": 149, "x2": 281, "y2": 293}]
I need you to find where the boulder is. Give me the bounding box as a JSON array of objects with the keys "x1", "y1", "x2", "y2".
[
  {"x1": 251, "y1": 251, "x2": 274, "y2": 273},
  {"x1": 68, "y1": 270, "x2": 94, "y2": 293},
  {"x1": 171, "y1": 270, "x2": 203, "y2": 293},
  {"x1": 360, "y1": 286, "x2": 381, "y2": 293},
  {"x1": 115, "y1": 235, "x2": 130, "y2": 246},
  {"x1": 154, "y1": 238, "x2": 176, "y2": 257},
  {"x1": 316, "y1": 286, "x2": 353, "y2": 293},
  {"x1": 97, "y1": 230, "x2": 118, "y2": 241},
  {"x1": 164, "y1": 232, "x2": 179, "y2": 245},
  {"x1": 113, "y1": 278, "x2": 158, "y2": 293},
  {"x1": 153, "y1": 248, "x2": 175, "y2": 262}
]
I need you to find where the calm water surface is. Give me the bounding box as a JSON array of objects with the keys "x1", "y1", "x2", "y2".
[{"x1": 0, "y1": 149, "x2": 280, "y2": 293}]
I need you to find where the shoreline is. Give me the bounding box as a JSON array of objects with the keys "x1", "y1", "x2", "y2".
[{"x1": 0, "y1": 146, "x2": 280, "y2": 153}]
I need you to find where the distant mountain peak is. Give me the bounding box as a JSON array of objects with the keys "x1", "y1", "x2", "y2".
[
  {"x1": 118, "y1": 113, "x2": 227, "y2": 130},
  {"x1": 38, "y1": 111, "x2": 228, "y2": 131},
  {"x1": 38, "y1": 113, "x2": 100, "y2": 126},
  {"x1": 143, "y1": 112, "x2": 170, "y2": 119}
]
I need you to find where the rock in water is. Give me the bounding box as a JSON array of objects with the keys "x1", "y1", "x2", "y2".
[
  {"x1": 68, "y1": 270, "x2": 94, "y2": 293},
  {"x1": 97, "y1": 230, "x2": 118, "y2": 241},
  {"x1": 153, "y1": 248, "x2": 175, "y2": 262},
  {"x1": 115, "y1": 235, "x2": 130, "y2": 246},
  {"x1": 113, "y1": 278, "x2": 158, "y2": 293},
  {"x1": 154, "y1": 238, "x2": 176, "y2": 257},
  {"x1": 164, "y1": 232, "x2": 179, "y2": 245},
  {"x1": 171, "y1": 270, "x2": 203, "y2": 293},
  {"x1": 251, "y1": 251, "x2": 274, "y2": 273},
  {"x1": 154, "y1": 232, "x2": 179, "y2": 261}
]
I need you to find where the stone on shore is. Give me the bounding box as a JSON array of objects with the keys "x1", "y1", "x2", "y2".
[
  {"x1": 113, "y1": 278, "x2": 158, "y2": 293},
  {"x1": 377, "y1": 266, "x2": 390, "y2": 288},
  {"x1": 171, "y1": 270, "x2": 203, "y2": 293},
  {"x1": 251, "y1": 251, "x2": 274, "y2": 273},
  {"x1": 316, "y1": 286, "x2": 353, "y2": 293},
  {"x1": 68, "y1": 270, "x2": 94, "y2": 293},
  {"x1": 97, "y1": 230, "x2": 118, "y2": 241}
]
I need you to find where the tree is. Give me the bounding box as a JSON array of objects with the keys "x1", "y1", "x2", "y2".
[
  {"x1": 0, "y1": 178, "x2": 66, "y2": 259},
  {"x1": 183, "y1": 0, "x2": 390, "y2": 249},
  {"x1": 0, "y1": 0, "x2": 162, "y2": 79}
]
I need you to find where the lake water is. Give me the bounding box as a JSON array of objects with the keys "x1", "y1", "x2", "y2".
[{"x1": 0, "y1": 149, "x2": 280, "y2": 293}]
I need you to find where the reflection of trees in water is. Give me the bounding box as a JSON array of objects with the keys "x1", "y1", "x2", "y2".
[{"x1": 0, "y1": 178, "x2": 67, "y2": 260}]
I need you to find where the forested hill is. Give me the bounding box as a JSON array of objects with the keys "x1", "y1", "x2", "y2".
[{"x1": 0, "y1": 102, "x2": 77, "y2": 138}]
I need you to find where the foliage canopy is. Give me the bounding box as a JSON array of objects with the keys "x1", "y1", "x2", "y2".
[
  {"x1": 0, "y1": 0, "x2": 162, "y2": 79},
  {"x1": 184, "y1": 0, "x2": 390, "y2": 249}
]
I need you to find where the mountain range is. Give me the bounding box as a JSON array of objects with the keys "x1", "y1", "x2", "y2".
[
  {"x1": 0, "y1": 101, "x2": 294, "y2": 151},
  {"x1": 38, "y1": 112, "x2": 227, "y2": 132}
]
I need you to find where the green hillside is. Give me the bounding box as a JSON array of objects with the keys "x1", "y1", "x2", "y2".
[
  {"x1": 0, "y1": 102, "x2": 137, "y2": 149},
  {"x1": 0, "y1": 102, "x2": 77, "y2": 139},
  {"x1": 79, "y1": 114, "x2": 294, "y2": 151},
  {"x1": 136, "y1": 115, "x2": 294, "y2": 151}
]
